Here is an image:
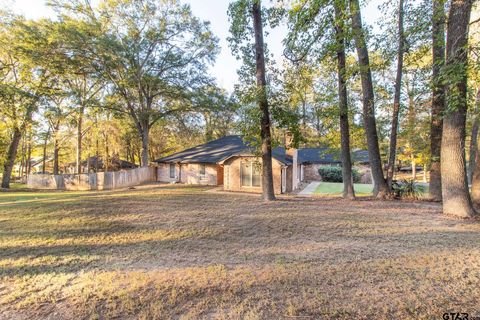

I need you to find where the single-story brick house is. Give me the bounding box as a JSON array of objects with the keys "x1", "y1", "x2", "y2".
[{"x1": 154, "y1": 135, "x2": 369, "y2": 194}]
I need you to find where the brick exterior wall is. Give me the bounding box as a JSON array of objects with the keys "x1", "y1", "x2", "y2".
[
  {"x1": 157, "y1": 163, "x2": 218, "y2": 185},
  {"x1": 222, "y1": 156, "x2": 286, "y2": 194},
  {"x1": 303, "y1": 163, "x2": 337, "y2": 181},
  {"x1": 157, "y1": 163, "x2": 181, "y2": 183}
]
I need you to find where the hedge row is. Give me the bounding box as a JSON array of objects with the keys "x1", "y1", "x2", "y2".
[{"x1": 318, "y1": 166, "x2": 361, "y2": 183}]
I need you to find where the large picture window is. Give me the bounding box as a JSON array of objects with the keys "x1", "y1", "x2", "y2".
[
  {"x1": 241, "y1": 161, "x2": 261, "y2": 187},
  {"x1": 169, "y1": 164, "x2": 175, "y2": 178}
]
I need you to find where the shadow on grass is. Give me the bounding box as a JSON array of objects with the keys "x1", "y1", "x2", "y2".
[{"x1": 0, "y1": 233, "x2": 206, "y2": 276}]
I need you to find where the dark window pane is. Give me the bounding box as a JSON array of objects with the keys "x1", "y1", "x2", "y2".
[
  {"x1": 252, "y1": 163, "x2": 262, "y2": 187},
  {"x1": 252, "y1": 173, "x2": 261, "y2": 187},
  {"x1": 252, "y1": 164, "x2": 261, "y2": 187},
  {"x1": 241, "y1": 162, "x2": 251, "y2": 186}
]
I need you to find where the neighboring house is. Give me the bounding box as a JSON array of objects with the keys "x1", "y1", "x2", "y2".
[
  {"x1": 64, "y1": 155, "x2": 137, "y2": 174},
  {"x1": 29, "y1": 157, "x2": 54, "y2": 174},
  {"x1": 300, "y1": 148, "x2": 371, "y2": 181},
  {"x1": 352, "y1": 150, "x2": 370, "y2": 164},
  {"x1": 12, "y1": 157, "x2": 52, "y2": 179},
  {"x1": 154, "y1": 135, "x2": 369, "y2": 194},
  {"x1": 299, "y1": 148, "x2": 342, "y2": 181}
]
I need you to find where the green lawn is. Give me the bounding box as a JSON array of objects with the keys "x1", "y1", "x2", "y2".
[
  {"x1": 314, "y1": 181, "x2": 430, "y2": 197},
  {"x1": 0, "y1": 182, "x2": 27, "y2": 190},
  {"x1": 314, "y1": 182, "x2": 374, "y2": 196}
]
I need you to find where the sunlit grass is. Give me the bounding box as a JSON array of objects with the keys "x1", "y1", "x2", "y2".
[
  {"x1": 6, "y1": 182, "x2": 28, "y2": 190},
  {"x1": 314, "y1": 182, "x2": 374, "y2": 196},
  {"x1": 314, "y1": 181, "x2": 431, "y2": 198},
  {"x1": 1, "y1": 184, "x2": 479, "y2": 318}
]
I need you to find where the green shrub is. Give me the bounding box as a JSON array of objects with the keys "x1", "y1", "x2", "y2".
[
  {"x1": 318, "y1": 166, "x2": 361, "y2": 183},
  {"x1": 392, "y1": 179, "x2": 424, "y2": 199}
]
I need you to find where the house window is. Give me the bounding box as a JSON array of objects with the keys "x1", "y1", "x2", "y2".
[
  {"x1": 199, "y1": 164, "x2": 206, "y2": 176},
  {"x1": 169, "y1": 164, "x2": 175, "y2": 178},
  {"x1": 252, "y1": 165, "x2": 261, "y2": 187},
  {"x1": 241, "y1": 161, "x2": 261, "y2": 187}
]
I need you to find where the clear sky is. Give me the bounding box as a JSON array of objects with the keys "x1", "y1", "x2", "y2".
[{"x1": 5, "y1": 0, "x2": 383, "y2": 92}]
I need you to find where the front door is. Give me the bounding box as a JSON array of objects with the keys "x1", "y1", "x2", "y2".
[
  {"x1": 216, "y1": 165, "x2": 224, "y2": 185},
  {"x1": 281, "y1": 168, "x2": 286, "y2": 193}
]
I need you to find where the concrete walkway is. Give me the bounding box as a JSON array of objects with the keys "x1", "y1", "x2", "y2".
[{"x1": 298, "y1": 181, "x2": 320, "y2": 197}]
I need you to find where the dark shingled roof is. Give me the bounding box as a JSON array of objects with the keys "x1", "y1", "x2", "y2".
[
  {"x1": 297, "y1": 148, "x2": 370, "y2": 164},
  {"x1": 154, "y1": 135, "x2": 368, "y2": 166},
  {"x1": 298, "y1": 148, "x2": 341, "y2": 164},
  {"x1": 154, "y1": 135, "x2": 293, "y2": 165},
  {"x1": 154, "y1": 135, "x2": 249, "y2": 164},
  {"x1": 272, "y1": 147, "x2": 293, "y2": 165},
  {"x1": 352, "y1": 150, "x2": 370, "y2": 163}
]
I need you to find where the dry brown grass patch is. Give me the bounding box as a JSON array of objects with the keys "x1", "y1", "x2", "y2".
[{"x1": 1, "y1": 185, "x2": 479, "y2": 319}]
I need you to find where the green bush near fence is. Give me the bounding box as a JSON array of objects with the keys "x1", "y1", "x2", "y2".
[{"x1": 318, "y1": 166, "x2": 361, "y2": 183}]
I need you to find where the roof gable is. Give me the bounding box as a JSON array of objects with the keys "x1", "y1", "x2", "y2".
[{"x1": 154, "y1": 135, "x2": 250, "y2": 164}]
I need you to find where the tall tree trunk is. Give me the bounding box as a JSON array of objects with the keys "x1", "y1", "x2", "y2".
[
  {"x1": 53, "y1": 139, "x2": 59, "y2": 175},
  {"x1": 387, "y1": 0, "x2": 405, "y2": 190},
  {"x1": 19, "y1": 133, "x2": 26, "y2": 180},
  {"x1": 42, "y1": 128, "x2": 50, "y2": 174},
  {"x1": 205, "y1": 113, "x2": 213, "y2": 141},
  {"x1": 252, "y1": 0, "x2": 275, "y2": 201},
  {"x1": 430, "y1": 0, "x2": 446, "y2": 201},
  {"x1": 140, "y1": 122, "x2": 149, "y2": 167},
  {"x1": 335, "y1": 1, "x2": 355, "y2": 200},
  {"x1": 441, "y1": 0, "x2": 475, "y2": 217},
  {"x1": 349, "y1": 0, "x2": 388, "y2": 198},
  {"x1": 76, "y1": 106, "x2": 84, "y2": 174},
  {"x1": 411, "y1": 156, "x2": 416, "y2": 180},
  {"x1": 2, "y1": 105, "x2": 35, "y2": 188},
  {"x1": 471, "y1": 148, "x2": 480, "y2": 206},
  {"x1": 26, "y1": 135, "x2": 32, "y2": 176},
  {"x1": 301, "y1": 100, "x2": 306, "y2": 131},
  {"x1": 406, "y1": 85, "x2": 416, "y2": 181},
  {"x1": 104, "y1": 132, "x2": 109, "y2": 172},
  {"x1": 126, "y1": 142, "x2": 131, "y2": 163},
  {"x1": 468, "y1": 88, "x2": 480, "y2": 184},
  {"x1": 52, "y1": 123, "x2": 60, "y2": 175},
  {"x1": 1, "y1": 127, "x2": 22, "y2": 188}
]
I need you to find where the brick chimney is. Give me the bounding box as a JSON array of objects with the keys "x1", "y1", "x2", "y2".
[
  {"x1": 285, "y1": 131, "x2": 296, "y2": 157},
  {"x1": 285, "y1": 131, "x2": 299, "y2": 190}
]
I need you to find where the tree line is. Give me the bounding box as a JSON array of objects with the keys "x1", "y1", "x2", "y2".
[
  {"x1": 228, "y1": 0, "x2": 479, "y2": 218},
  {"x1": 1, "y1": 0, "x2": 480, "y2": 218},
  {"x1": 0, "y1": 0, "x2": 237, "y2": 187}
]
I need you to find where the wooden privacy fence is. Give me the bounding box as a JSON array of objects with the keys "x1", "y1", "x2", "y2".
[{"x1": 27, "y1": 167, "x2": 157, "y2": 191}]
